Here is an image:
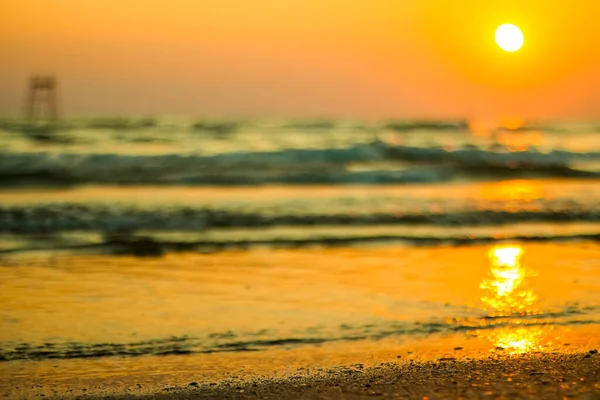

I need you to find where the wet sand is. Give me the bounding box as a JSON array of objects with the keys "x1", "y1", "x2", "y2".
[
  {"x1": 154, "y1": 354, "x2": 600, "y2": 400},
  {"x1": 35, "y1": 352, "x2": 599, "y2": 399},
  {"x1": 2, "y1": 332, "x2": 599, "y2": 399}
]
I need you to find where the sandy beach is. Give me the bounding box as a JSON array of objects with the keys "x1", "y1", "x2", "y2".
[
  {"x1": 2, "y1": 321, "x2": 599, "y2": 399},
  {"x1": 144, "y1": 353, "x2": 600, "y2": 400},
  {"x1": 4, "y1": 352, "x2": 599, "y2": 399}
]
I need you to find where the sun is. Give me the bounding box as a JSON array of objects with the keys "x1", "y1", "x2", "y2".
[{"x1": 495, "y1": 24, "x2": 524, "y2": 52}]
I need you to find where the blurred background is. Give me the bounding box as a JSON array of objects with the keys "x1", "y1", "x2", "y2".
[
  {"x1": 1, "y1": 0, "x2": 599, "y2": 120},
  {"x1": 1, "y1": 1, "x2": 600, "y2": 397}
]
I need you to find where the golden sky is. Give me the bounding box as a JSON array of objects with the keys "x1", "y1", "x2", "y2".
[{"x1": 1, "y1": 0, "x2": 599, "y2": 119}]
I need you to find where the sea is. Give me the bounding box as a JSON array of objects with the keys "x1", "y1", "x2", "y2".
[{"x1": 0, "y1": 117, "x2": 599, "y2": 396}]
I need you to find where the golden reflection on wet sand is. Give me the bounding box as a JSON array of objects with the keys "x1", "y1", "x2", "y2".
[
  {"x1": 478, "y1": 245, "x2": 553, "y2": 354},
  {"x1": 480, "y1": 245, "x2": 539, "y2": 316},
  {"x1": 482, "y1": 325, "x2": 555, "y2": 354}
]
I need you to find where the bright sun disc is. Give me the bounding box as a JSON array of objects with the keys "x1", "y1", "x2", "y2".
[{"x1": 495, "y1": 24, "x2": 524, "y2": 52}]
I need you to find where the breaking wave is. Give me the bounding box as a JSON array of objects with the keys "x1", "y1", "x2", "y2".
[
  {"x1": 1, "y1": 307, "x2": 597, "y2": 361},
  {"x1": 1, "y1": 203, "x2": 599, "y2": 234},
  {"x1": 1, "y1": 143, "x2": 599, "y2": 186}
]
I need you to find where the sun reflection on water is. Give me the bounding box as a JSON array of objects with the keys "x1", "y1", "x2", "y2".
[
  {"x1": 480, "y1": 245, "x2": 539, "y2": 317},
  {"x1": 482, "y1": 325, "x2": 554, "y2": 354},
  {"x1": 476, "y1": 245, "x2": 554, "y2": 354}
]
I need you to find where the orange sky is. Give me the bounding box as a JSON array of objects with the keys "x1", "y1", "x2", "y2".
[{"x1": 1, "y1": 0, "x2": 599, "y2": 119}]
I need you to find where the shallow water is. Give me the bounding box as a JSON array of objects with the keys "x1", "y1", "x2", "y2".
[
  {"x1": 1, "y1": 242, "x2": 600, "y2": 398},
  {"x1": 1, "y1": 242, "x2": 599, "y2": 357}
]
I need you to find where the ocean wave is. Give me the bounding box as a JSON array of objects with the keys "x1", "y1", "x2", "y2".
[
  {"x1": 1, "y1": 203, "x2": 599, "y2": 235},
  {"x1": 3, "y1": 232, "x2": 598, "y2": 257},
  {"x1": 384, "y1": 120, "x2": 468, "y2": 132},
  {"x1": 0, "y1": 143, "x2": 599, "y2": 186},
  {"x1": 0, "y1": 118, "x2": 467, "y2": 133},
  {"x1": 1, "y1": 310, "x2": 596, "y2": 361},
  {"x1": 1, "y1": 226, "x2": 599, "y2": 257}
]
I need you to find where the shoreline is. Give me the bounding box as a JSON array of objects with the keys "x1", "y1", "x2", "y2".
[
  {"x1": 2, "y1": 347, "x2": 599, "y2": 399},
  {"x1": 2, "y1": 241, "x2": 599, "y2": 399}
]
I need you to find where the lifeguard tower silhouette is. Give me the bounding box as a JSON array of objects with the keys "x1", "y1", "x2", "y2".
[{"x1": 24, "y1": 76, "x2": 60, "y2": 122}]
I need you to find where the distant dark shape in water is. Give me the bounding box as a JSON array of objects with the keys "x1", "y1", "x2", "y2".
[
  {"x1": 191, "y1": 120, "x2": 239, "y2": 134},
  {"x1": 284, "y1": 119, "x2": 337, "y2": 130},
  {"x1": 103, "y1": 231, "x2": 164, "y2": 257},
  {"x1": 24, "y1": 75, "x2": 60, "y2": 123},
  {"x1": 88, "y1": 117, "x2": 157, "y2": 130},
  {"x1": 19, "y1": 75, "x2": 63, "y2": 141},
  {"x1": 384, "y1": 120, "x2": 468, "y2": 132}
]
